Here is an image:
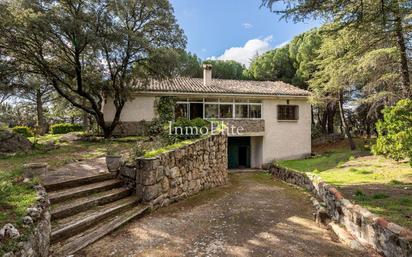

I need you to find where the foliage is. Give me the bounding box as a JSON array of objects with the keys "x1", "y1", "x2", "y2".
[
  {"x1": 12, "y1": 126, "x2": 33, "y2": 137},
  {"x1": 0, "y1": 0, "x2": 186, "y2": 138},
  {"x1": 131, "y1": 142, "x2": 146, "y2": 158},
  {"x1": 373, "y1": 99, "x2": 412, "y2": 165},
  {"x1": 157, "y1": 96, "x2": 176, "y2": 122},
  {"x1": 167, "y1": 118, "x2": 210, "y2": 143},
  {"x1": 202, "y1": 60, "x2": 246, "y2": 80},
  {"x1": 247, "y1": 47, "x2": 295, "y2": 83},
  {"x1": 50, "y1": 123, "x2": 83, "y2": 135},
  {"x1": 144, "y1": 139, "x2": 197, "y2": 158},
  {"x1": 174, "y1": 50, "x2": 202, "y2": 77}
]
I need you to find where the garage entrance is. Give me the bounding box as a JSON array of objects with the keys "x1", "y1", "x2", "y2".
[{"x1": 228, "y1": 137, "x2": 251, "y2": 169}]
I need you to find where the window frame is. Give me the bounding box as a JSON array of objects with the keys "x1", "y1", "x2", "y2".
[
  {"x1": 277, "y1": 105, "x2": 299, "y2": 121},
  {"x1": 174, "y1": 98, "x2": 263, "y2": 120}
]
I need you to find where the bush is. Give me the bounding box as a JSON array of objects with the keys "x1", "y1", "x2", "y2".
[
  {"x1": 372, "y1": 99, "x2": 412, "y2": 165},
  {"x1": 167, "y1": 118, "x2": 210, "y2": 143},
  {"x1": 50, "y1": 123, "x2": 83, "y2": 134},
  {"x1": 12, "y1": 126, "x2": 33, "y2": 137}
]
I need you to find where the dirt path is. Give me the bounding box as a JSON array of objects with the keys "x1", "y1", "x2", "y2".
[{"x1": 79, "y1": 172, "x2": 368, "y2": 257}]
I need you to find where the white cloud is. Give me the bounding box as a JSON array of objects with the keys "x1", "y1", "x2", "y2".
[
  {"x1": 275, "y1": 40, "x2": 290, "y2": 48},
  {"x1": 208, "y1": 35, "x2": 273, "y2": 67},
  {"x1": 242, "y1": 22, "x2": 253, "y2": 29}
]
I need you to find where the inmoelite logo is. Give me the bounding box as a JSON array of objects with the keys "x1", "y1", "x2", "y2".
[{"x1": 168, "y1": 121, "x2": 245, "y2": 136}]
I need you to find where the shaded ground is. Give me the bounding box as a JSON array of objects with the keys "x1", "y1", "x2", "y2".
[{"x1": 80, "y1": 172, "x2": 368, "y2": 257}]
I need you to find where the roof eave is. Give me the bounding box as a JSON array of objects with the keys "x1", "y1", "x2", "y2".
[{"x1": 132, "y1": 90, "x2": 310, "y2": 99}]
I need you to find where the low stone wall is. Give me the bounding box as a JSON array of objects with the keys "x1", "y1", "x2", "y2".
[
  {"x1": 219, "y1": 119, "x2": 264, "y2": 134},
  {"x1": 268, "y1": 164, "x2": 412, "y2": 257},
  {"x1": 119, "y1": 134, "x2": 228, "y2": 208},
  {"x1": 109, "y1": 121, "x2": 150, "y2": 136},
  {"x1": 2, "y1": 185, "x2": 51, "y2": 257}
]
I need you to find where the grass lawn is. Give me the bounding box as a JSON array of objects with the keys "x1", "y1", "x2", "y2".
[
  {"x1": 0, "y1": 134, "x2": 142, "y2": 254},
  {"x1": 277, "y1": 139, "x2": 412, "y2": 229}
]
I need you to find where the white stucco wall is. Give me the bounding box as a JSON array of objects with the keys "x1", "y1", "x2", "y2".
[
  {"x1": 103, "y1": 96, "x2": 156, "y2": 122},
  {"x1": 262, "y1": 99, "x2": 311, "y2": 163},
  {"x1": 250, "y1": 136, "x2": 263, "y2": 168}
]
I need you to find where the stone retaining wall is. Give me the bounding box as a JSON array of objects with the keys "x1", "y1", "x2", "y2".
[
  {"x1": 2, "y1": 185, "x2": 51, "y2": 257},
  {"x1": 119, "y1": 134, "x2": 228, "y2": 208},
  {"x1": 268, "y1": 164, "x2": 412, "y2": 257},
  {"x1": 108, "y1": 121, "x2": 150, "y2": 136}
]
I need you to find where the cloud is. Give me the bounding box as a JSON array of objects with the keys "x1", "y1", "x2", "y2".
[
  {"x1": 242, "y1": 22, "x2": 253, "y2": 29},
  {"x1": 275, "y1": 40, "x2": 290, "y2": 48},
  {"x1": 208, "y1": 35, "x2": 273, "y2": 67}
]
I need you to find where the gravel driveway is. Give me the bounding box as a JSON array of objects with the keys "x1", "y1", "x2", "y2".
[{"x1": 79, "y1": 172, "x2": 369, "y2": 257}]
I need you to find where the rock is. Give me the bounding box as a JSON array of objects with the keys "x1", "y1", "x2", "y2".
[
  {"x1": 27, "y1": 207, "x2": 41, "y2": 220},
  {"x1": 0, "y1": 129, "x2": 32, "y2": 153},
  {"x1": 2, "y1": 252, "x2": 16, "y2": 257},
  {"x1": 0, "y1": 223, "x2": 20, "y2": 240},
  {"x1": 23, "y1": 163, "x2": 48, "y2": 178},
  {"x1": 59, "y1": 132, "x2": 82, "y2": 142},
  {"x1": 22, "y1": 216, "x2": 34, "y2": 226}
]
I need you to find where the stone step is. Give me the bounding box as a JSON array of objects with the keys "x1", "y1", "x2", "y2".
[
  {"x1": 48, "y1": 179, "x2": 124, "y2": 204},
  {"x1": 43, "y1": 173, "x2": 116, "y2": 192},
  {"x1": 50, "y1": 204, "x2": 149, "y2": 257},
  {"x1": 51, "y1": 196, "x2": 138, "y2": 244},
  {"x1": 51, "y1": 187, "x2": 132, "y2": 220}
]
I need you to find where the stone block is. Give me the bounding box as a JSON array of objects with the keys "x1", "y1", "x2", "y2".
[{"x1": 143, "y1": 183, "x2": 162, "y2": 202}]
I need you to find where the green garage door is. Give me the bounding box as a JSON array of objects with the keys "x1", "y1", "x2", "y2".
[{"x1": 228, "y1": 137, "x2": 250, "y2": 169}]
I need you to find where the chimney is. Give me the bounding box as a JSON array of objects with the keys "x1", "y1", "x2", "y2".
[{"x1": 203, "y1": 64, "x2": 212, "y2": 85}]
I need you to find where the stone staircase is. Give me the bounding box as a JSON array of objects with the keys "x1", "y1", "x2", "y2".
[{"x1": 44, "y1": 173, "x2": 148, "y2": 256}]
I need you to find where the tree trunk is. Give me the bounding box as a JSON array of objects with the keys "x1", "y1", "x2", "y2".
[
  {"x1": 394, "y1": 8, "x2": 411, "y2": 96},
  {"x1": 326, "y1": 102, "x2": 336, "y2": 134},
  {"x1": 338, "y1": 93, "x2": 356, "y2": 150},
  {"x1": 36, "y1": 89, "x2": 46, "y2": 135}
]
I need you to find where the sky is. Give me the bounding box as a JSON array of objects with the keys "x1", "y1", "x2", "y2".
[{"x1": 169, "y1": 0, "x2": 321, "y2": 67}]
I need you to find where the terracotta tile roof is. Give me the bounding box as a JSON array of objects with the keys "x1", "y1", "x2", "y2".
[{"x1": 135, "y1": 77, "x2": 309, "y2": 97}]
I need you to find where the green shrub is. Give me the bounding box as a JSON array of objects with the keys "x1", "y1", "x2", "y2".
[
  {"x1": 372, "y1": 99, "x2": 412, "y2": 165},
  {"x1": 12, "y1": 126, "x2": 33, "y2": 137},
  {"x1": 50, "y1": 123, "x2": 83, "y2": 134},
  {"x1": 167, "y1": 118, "x2": 210, "y2": 143}
]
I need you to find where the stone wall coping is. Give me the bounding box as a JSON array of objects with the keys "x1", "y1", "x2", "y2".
[
  {"x1": 269, "y1": 163, "x2": 412, "y2": 257},
  {"x1": 135, "y1": 135, "x2": 216, "y2": 161},
  {"x1": 23, "y1": 162, "x2": 48, "y2": 168}
]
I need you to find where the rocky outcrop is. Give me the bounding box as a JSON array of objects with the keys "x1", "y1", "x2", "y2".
[
  {"x1": 119, "y1": 134, "x2": 228, "y2": 208},
  {"x1": 0, "y1": 129, "x2": 32, "y2": 153},
  {"x1": 268, "y1": 164, "x2": 412, "y2": 257}
]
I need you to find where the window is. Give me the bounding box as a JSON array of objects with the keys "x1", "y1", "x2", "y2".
[
  {"x1": 190, "y1": 103, "x2": 203, "y2": 119},
  {"x1": 277, "y1": 105, "x2": 299, "y2": 121},
  {"x1": 220, "y1": 104, "x2": 233, "y2": 118},
  {"x1": 205, "y1": 104, "x2": 218, "y2": 118},
  {"x1": 235, "y1": 104, "x2": 248, "y2": 118},
  {"x1": 249, "y1": 105, "x2": 262, "y2": 119},
  {"x1": 175, "y1": 103, "x2": 188, "y2": 119}
]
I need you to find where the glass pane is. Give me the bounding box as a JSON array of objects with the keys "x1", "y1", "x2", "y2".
[
  {"x1": 175, "y1": 104, "x2": 188, "y2": 119},
  {"x1": 249, "y1": 99, "x2": 261, "y2": 103},
  {"x1": 249, "y1": 105, "x2": 261, "y2": 118},
  {"x1": 219, "y1": 104, "x2": 233, "y2": 118},
  {"x1": 205, "y1": 104, "x2": 218, "y2": 118},
  {"x1": 235, "y1": 104, "x2": 248, "y2": 118},
  {"x1": 235, "y1": 99, "x2": 247, "y2": 103},
  {"x1": 190, "y1": 103, "x2": 204, "y2": 119}
]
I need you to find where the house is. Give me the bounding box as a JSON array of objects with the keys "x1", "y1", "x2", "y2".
[{"x1": 103, "y1": 64, "x2": 311, "y2": 169}]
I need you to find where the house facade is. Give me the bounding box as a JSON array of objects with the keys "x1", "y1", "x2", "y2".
[{"x1": 104, "y1": 65, "x2": 311, "y2": 169}]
